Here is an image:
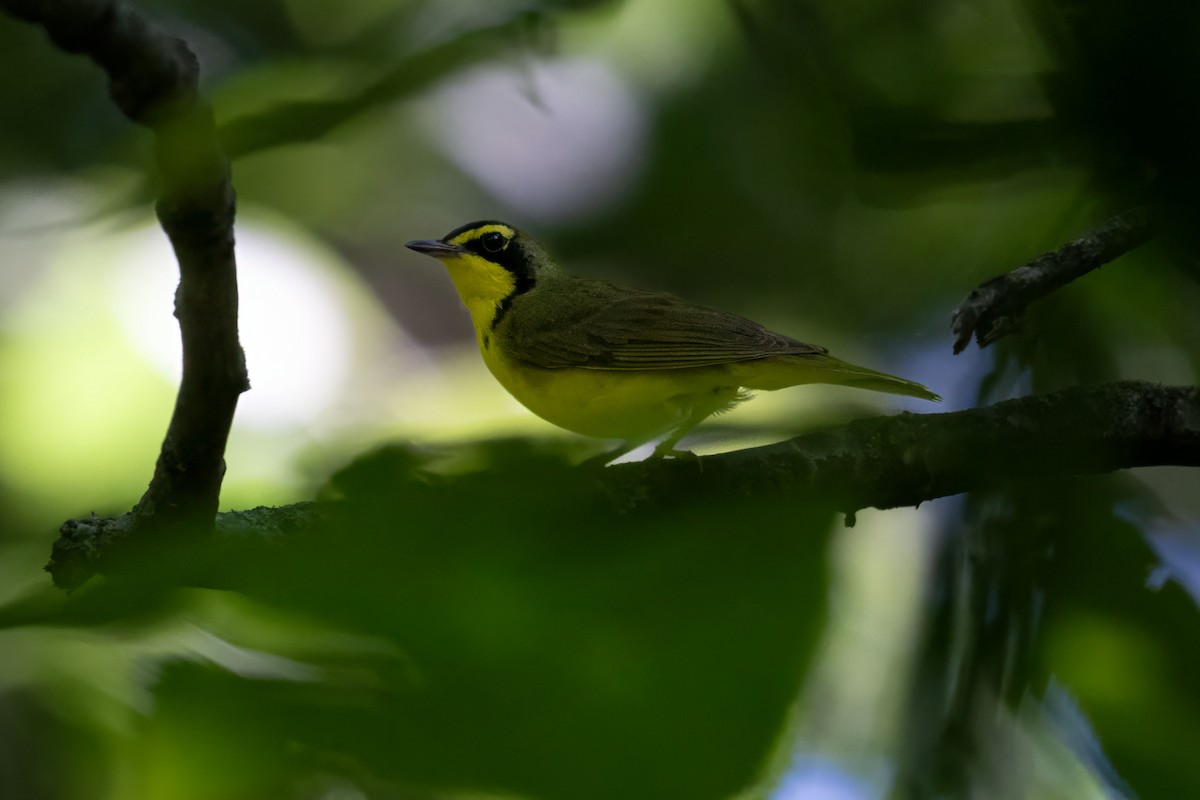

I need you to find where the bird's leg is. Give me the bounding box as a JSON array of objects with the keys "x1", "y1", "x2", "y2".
[
  {"x1": 581, "y1": 389, "x2": 741, "y2": 465},
  {"x1": 650, "y1": 412, "x2": 713, "y2": 460},
  {"x1": 651, "y1": 387, "x2": 742, "y2": 459},
  {"x1": 650, "y1": 433, "x2": 702, "y2": 460},
  {"x1": 581, "y1": 430, "x2": 694, "y2": 468}
]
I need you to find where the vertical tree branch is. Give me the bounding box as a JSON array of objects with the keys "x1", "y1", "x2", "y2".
[{"x1": 2, "y1": 1, "x2": 249, "y2": 563}]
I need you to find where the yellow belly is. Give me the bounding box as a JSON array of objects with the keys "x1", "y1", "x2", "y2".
[
  {"x1": 476, "y1": 333, "x2": 935, "y2": 443},
  {"x1": 481, "y1": 342, "x2": 739, "y2": 441}
]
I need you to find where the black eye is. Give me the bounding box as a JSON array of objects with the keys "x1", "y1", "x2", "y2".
[{"x1": 480, "y1": 231, "x2": 507, "y2": 253}]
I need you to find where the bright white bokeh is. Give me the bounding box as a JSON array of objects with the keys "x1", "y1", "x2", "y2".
[
  {"x1": 0, "y1": 188, "x2": 422, "y2": 512},
  {"x1": 110, "y1": 218, "x2": 357, "y2": 431},
  {"x1": 424, "y1": 58, "x2": 647, "y2": 222},
  {"x1": 772, "y1": 757, "x2": 874, "y2": 800}
]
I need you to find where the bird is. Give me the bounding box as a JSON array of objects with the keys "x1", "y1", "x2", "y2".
[{"x1": 406, "y1": 220, "x2": 939, "y2": 460}]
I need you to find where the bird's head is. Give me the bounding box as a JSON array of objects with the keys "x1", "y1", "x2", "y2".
[{"x1": 406, "y1": 221, "x2": 555, "y2": 323}]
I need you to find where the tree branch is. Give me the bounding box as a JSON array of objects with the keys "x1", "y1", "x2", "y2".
[
  {"x1": 951, "y1": 208, "x2": 1156, "y2": 353},
  {"x1": 46, "y1": 381, "x2": 1200, "y2": 590},
  {"x1": 3, "y1": 2, "x2": 249, "y2": 542},
  {"x1": 613, "y1": 379, "x2": 1199, "y2": 518}
]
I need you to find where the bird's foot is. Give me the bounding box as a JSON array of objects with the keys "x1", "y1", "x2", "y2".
[{"x1": 651, "y1": 444, "x2": 701, "y2": 466}]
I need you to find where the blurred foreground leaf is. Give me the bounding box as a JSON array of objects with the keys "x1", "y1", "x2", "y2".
[{"x1": 28, "y1": 443, "x2": 833, "y2": 800}]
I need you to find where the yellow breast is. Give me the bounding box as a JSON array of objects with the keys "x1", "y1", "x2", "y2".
[{"x1": 479, "y1": 336, "x2": 736, "y2": 441}]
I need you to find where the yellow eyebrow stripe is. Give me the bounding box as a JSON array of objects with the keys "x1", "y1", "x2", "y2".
[{"x1": 448, "y1": 224, "x2": 515, "y2": 246}]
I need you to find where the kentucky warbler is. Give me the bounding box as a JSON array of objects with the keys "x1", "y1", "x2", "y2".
[{"x1": 406, "y1": 221, "x2": 939, "y2": 458}]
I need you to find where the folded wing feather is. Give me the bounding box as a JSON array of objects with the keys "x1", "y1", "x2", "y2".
[{"x1": 503, "y1": 279, "x2": 827, "y2": 371}]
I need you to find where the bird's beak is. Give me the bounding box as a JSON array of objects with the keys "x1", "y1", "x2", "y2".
[{"x1": 406, "y1": 239, "x2": 465, "y2": 258}]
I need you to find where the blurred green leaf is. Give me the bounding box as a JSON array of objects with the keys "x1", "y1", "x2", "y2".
[
  {"x1": 11, "y1": 444, "x2": 831, "y2": 800},
  {"x1": 220, "y1": 11, "x2": 554, "y2": 160}
]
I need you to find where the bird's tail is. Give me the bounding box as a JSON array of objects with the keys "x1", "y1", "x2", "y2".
[{"x1": 735, "y1": 353, "x2": 941, "y2": 401}]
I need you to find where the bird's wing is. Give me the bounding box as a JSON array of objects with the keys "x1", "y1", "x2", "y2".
[{"x1": 503, "y1": 280, "x2": 827, "y2": 370}]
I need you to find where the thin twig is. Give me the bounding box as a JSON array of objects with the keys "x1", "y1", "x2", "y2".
[
  {"x1": 951, "y1": 208, "x2": 1156, "y2": 353},
  {"x1": 3, "y1": 2, "x2": 248, "y2": 544}
]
